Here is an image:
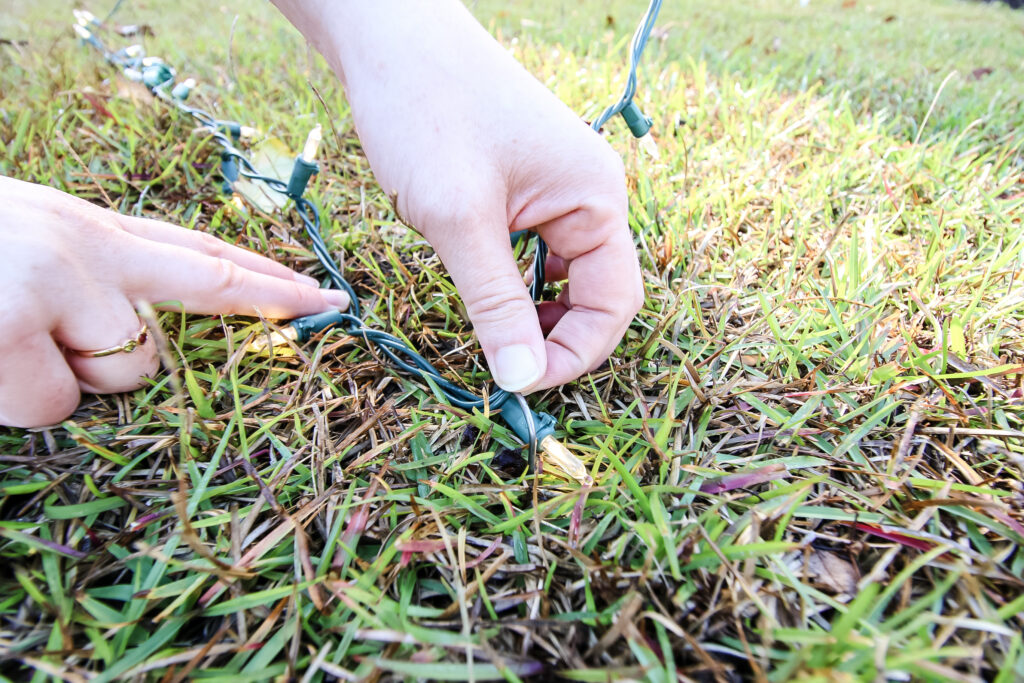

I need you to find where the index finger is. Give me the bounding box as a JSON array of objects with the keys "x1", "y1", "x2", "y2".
[
  {"x1": 114, "y1": 213, "x2": 320, "y2": 288},
  {"x1": 117, "y1": 233, "x2": 349, "y2": 318}
]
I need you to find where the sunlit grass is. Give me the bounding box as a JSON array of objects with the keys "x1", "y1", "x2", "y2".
[{"x1": 1, "y1": 0, "x2": 1023, "y2": 680}]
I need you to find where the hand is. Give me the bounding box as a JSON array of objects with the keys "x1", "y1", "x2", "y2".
[
  {"x1": 0, "y1": 177, "x2": 350, "y2": 428},
  {"x1": 274, "y1": 0, "x2": 644, "y2": 393}
]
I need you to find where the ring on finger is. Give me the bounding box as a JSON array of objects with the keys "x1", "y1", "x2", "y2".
[{"x1": 70, "y1": 323, "x2": 149, "y2": 358}]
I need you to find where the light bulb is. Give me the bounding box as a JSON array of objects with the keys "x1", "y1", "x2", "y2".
[{"x1": 301, "y1": 124, "x2": 322, "y2": 163}]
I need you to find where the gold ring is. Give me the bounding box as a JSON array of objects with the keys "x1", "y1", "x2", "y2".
[{"x1": 73, "y1": 324, "x2": 149, "y2": 358}]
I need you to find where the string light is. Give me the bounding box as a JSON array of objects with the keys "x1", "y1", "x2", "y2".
[
  {"x1": 515, "y1": 0, "x2": 663, "y2": 287},
  {"x1": 71, "y1": 2, "x2": 663, "y2": 484}
]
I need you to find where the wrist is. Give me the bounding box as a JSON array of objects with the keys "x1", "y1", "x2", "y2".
[{"x1": 272, "y1": 0, "x2": 488, "y2": 93}]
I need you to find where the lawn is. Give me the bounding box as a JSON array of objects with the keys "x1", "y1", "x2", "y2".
[{"x1": 2, "y1": 0, "x2": 1023, "y2": 680}]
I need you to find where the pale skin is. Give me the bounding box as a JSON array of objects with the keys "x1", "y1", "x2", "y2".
[{"x1": 0, "y1": 0, "x2": 643, "y2": 429}]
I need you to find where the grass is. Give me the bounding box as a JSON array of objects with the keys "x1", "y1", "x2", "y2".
[{"x1": 2, "y1": 0, "x2": 1024, "y2": 680}]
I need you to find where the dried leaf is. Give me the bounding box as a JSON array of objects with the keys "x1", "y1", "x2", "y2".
[
  {"x1": 700, "y1": 463, "x2": 788, "y2": 494},
  {"x1": 804, "y1": 550, "x2": 859, "y2": 595},
  {"x1": 970, "y1": 67, "x2": 994, "y2": 81},
  {"x1": 231, "y1": 137, "x2": 293, "y2": 212},
  {"x1": 114, "y1": 74, "x2": 154, "y2": 103}
]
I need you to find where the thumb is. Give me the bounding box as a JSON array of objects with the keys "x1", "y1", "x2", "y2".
[{"x1": 432, "y1": 220, "x2": 546, "y2": 393}]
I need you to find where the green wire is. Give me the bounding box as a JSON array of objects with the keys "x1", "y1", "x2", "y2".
[{"x1": 71, "y1": 0, "x2": 663, "y2": 424}]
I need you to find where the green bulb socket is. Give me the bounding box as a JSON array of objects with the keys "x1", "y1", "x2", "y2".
[
  {"x1": 621, "y1": 101, "x2": 652, "y2": 138},
  {"x1": 499, "y1": 399, "x2": 556, "y2": 446},
  {"x1": 73, "y1": 23, "x2": 102, "y2": 50},
  {"x1": 290, "y1": 309, "x2": 348, "y2": 342},
  {"x1": 220, "y1": 152, "x2": 239, "y2": 194},
  {"x1": 141, "y1": 63, "x2": 175, "y2": 89},
  {"x1": 287, "y1": 156, "x2": 319, "y2": 199},
  {"x1": 171, "y1": 81, "x2": 193, "y2": 100}
]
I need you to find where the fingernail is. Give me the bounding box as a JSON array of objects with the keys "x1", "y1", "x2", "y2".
[
  {"x1": 494, "y1": 344, "x2": 542, "y2": 392},
  {"x1": 297, "y1": 274, "x2": 319, "y2": 287},
  {"x1": 322, "y1": 289, "x2": 350, "y2": 309}
]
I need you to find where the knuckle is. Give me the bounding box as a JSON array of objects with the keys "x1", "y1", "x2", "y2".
[
  {"x1": 287, "y1": 280, "x2": 316, "y2": 309},
  {"x1": 590, "y1": 177, "x2": 628, "y2": 219},
  {"x1": 52, "y1": 199, "x2": 114, "y2": 237},
  {"x1": 196, "y1": 230, "x2": 227, "y2": 258},
  {"x1": 416, "y1": 200, "x2": 491, "y2": 237},
  {"x1": 401, "y1": 168, "x2": 501, "y2": 233},
  {"x1": 591, "y1": 200, "x2": 628, "y2": 237},
  {"x1": 463, "y1": 279, "x2": 530, "y2": 327},
  {"x1": 581, "y1": 140, "x2": 627, "y2": 190},
  {"x1": 50, "y1": 205, "x2": 126, "y2": 267},
  {"x1": 574, "y1": 194, "x2": 628, "y2": 247},
  {"x1": 212, "y1": 257, "x2": 247, "y2": 299}
]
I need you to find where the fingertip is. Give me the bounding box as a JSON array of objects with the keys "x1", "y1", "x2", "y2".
[
  {"x1": 492, "y1": 343, "x2": 545, "y2": 393},
  {"x1": 321, "y1": 288, "x2": 351, "y2": 310}
]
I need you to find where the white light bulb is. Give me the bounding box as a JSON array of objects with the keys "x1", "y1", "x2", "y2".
[
  {"x1": 248, "y1": 327, "x2": 299, "y2": 352},
  {"x1": 638, "y1": 133, "x2": 660, "y2": 160},
  {"x1": 73, "y1": 9, "x2": 96, "y2": 25},
  {"x1": 301, "y1": 124, "x2": 322, "y2": 163}
]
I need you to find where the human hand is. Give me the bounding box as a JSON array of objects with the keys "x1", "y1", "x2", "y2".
[
  {"x1": 0, "y1": 177, "x2": 350, "y2": 428},
  {"x1": 274, "y1": 0, "x2": 644, "y2": 393}
]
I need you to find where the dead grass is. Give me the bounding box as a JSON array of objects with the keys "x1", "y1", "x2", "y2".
[{"x1": 2, "y1": 1, "x2": 1023, "y2": 681}]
